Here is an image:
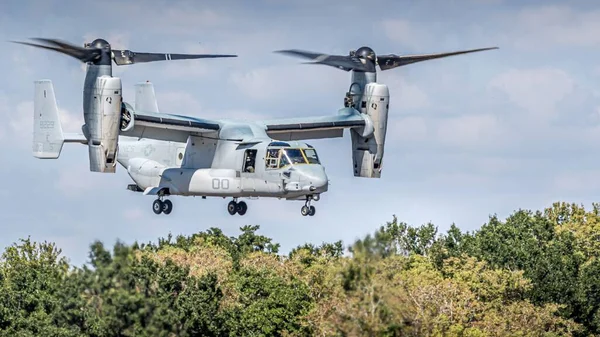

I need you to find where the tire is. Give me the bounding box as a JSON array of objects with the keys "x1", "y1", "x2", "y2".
[
  {"x1": 237, "y1": 201, "x2": 247, "y2": 216},
  {"x1": 301, "y1": 205, "x2": 310, "y2": 216},
  {"x1": 228, "y1": 201, "x2": 237, "y2": 215},
  {"x1": 153, "y1": 200, "x2": 163, "y2": 215},
  {"x1": 309, "y1": 206, "x2": 316, "y2": 216},
  {"x1": 162, "y1": 200, "x2": 173, "y2": 215}
]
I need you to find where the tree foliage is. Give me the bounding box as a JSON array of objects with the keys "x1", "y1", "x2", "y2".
[{"x1": 4, "y1": 202, "x2": 600, "y2": 336}]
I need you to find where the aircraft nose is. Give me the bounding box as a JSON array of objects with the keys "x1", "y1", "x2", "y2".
[{"x1": 297, "y1": 165, "x2": 328, "y2": 192}]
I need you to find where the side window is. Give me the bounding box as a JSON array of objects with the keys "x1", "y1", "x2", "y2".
[
  {"x1": 243, "y1": 149, "x2": 257, "y2": 173},
  {"x1": 265, "y1": 148, "x2": 280, "y2": 170},
  {"x1": 304, "y1": 148, "x2": 320, "y2": 164}
]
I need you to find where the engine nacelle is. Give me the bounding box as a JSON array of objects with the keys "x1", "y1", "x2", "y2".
[
  {"x1": 351, "y1": 83, "x2": 389, "y2": 178},
  {"x1": 88, "y1": 76, "x2": 122, "y2": 173}
]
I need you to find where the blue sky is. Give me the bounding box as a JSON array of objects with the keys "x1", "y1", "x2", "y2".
[{"x1": 1, "y1": 0, "x2": 600, "y2": 266}]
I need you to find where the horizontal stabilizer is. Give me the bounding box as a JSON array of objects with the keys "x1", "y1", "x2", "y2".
[
  {"x1": 33, "y1": 80, "x2": 64, "y2": 158},
  {"x1": 64, "y1": 133, "x2": 87, "y2": 144},
  {"x1": 135, "y1": 82, "x2": 159, "y2": 113}
]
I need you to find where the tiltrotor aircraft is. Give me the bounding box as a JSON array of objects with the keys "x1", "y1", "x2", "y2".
[{"x1": 16, "y1": 37, "x2": 497, "y2": 216}]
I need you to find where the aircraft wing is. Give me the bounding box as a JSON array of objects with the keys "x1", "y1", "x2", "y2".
[
  {"x1": 132, "y1": 110, "x2": 221, "y2": 132},
  {"x1": 120, "y1": 106, "x2": 221, "y2": 142},
  {"x1": 260, "y1": 107, "x2": 367, "y2": 141}
]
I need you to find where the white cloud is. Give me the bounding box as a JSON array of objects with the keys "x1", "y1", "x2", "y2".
[
  {"x1": 379, "y1": 20, "x2": 432, "y2": 50},
  {"x1": 230, "y1": 68, "x2": 279, "y2": 101},
  {"x1": 385, "y1": 76, "x2": 430, "y2": 111},
  {"x1": 511, "y1": 6, "x2": 600, "y2": 49},
  {"x1": 391, "y1": 115, "x2": 429, "y2": 143},
  {"x1": 151, "y1": 89, "x2": 270, "y2": 121},
  {"x1": 98, "y1": 3, "x2": 233, "y2": 36},
  {"x1": 8, "y1": 101, "x2": 33, "y2": 142},
  {"x1": 0, "y1": 94, "x2": 8, "y2": 140},
  {"x1": 155, "y1": 91, "x2": 203, "y2": 115},
  {"x1": 552, "y1": 170, "x2": 600, "y2": 192},
  {"x1": 488, "y1": 68, "x2": 575, "y2": 121},
  {"x1": 123, "y1": 207, "x2": 145, "y2": 221},
  {"x1": 435, "y1": 114, "x2": 506, "y2": 151},
  {"x1": 229, "y1": 64, "x2": 344, "y2": 102},
  {"x1": 54, "y1": 166, "x2": 108, "y2": 197},
  {"x1": 153, "y1": 7, "x2": 232, "y2": 32},
  {"x1": 161, "y1": 61, "x2": 212, "y2": 79}
]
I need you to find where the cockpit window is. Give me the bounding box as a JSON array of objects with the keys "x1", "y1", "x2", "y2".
[
  {"x1": 265, "y1": 147, "x2": 321, "y2": 169},
  {"x1": 279, "y1": 153, "x2": 290, "y2": 167},
  {"x1": 284, "y1": 149, "x2": 305, "y2": 165},
  {"x1": 303, "y1": 148, "x2": 320, "y2": 164}
]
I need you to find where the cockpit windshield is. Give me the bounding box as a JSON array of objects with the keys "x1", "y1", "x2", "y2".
[
  {"x1": 284, "y1": 149, "x2": 306, "y2": 165},
  {"x1": 265, "y1": 146, "x2": 321, "y2": 169}
]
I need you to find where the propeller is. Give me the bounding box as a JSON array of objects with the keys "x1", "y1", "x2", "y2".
[
  {"x1": 275, "y1": 46, "x2": 498, "y2": 72},
  {"x1": 11, "y1": 37, "x2": 237, "y2": 66}
]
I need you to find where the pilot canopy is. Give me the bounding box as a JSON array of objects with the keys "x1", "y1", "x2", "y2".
[{"x1": 265, "y1": 141, "x2": 320, "y2": 170}]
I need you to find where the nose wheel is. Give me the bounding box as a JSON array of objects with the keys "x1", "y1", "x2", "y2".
[
  {"x1": 227, "y1": 199, "x2": 248, "y2": 216},
  {"x1": 152, "y1": 198, "x2": 173, "y2": 215}
]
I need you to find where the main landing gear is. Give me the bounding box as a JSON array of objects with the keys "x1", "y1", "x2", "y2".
[
  {"x1": 301, "y1": 196, "x2": 317, "y2": 216},
  {"x1": 227, "y1": 199, "x2": 247, "y2": 216},
  {"x1": 152, "y1": 197, "x2": 173, "y2": 215}
]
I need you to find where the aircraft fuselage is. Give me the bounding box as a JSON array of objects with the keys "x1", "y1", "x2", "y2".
[{"x1": 116, "y1": 134, "x2": 328, "y2": 215}]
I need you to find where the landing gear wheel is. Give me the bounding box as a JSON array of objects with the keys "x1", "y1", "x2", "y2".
[
  {"x1": 153, "y1": 199, "x2": 163, "y2": 215},
  {"x1": 301, "y1": 205, "x2": 310, "y2": 216},
  {"x1": 237, "y1": 201, "x2": 247, "y2": 216},
  {"x1": 228, "y1": 201, "x2": 237, "y2": 215},
  {"x1": 162, "y1": 200, "x2": 173, "y2": 215},
  {"x1": 309, "y1": 206, "x2": 316, "y2": 216}
]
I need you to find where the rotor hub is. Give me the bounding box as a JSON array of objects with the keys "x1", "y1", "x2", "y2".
[
  {"x1": 84, "y1": 38, "x2": 112, "y2": 66},
  {"x1": 90, "y1": 38, "x2": 111, "y2": 51},
  {"x1": 355, "y1": 46, "x2": 376, "y2": 61}
]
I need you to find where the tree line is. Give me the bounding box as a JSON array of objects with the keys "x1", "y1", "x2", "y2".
[{"x1": 1, "y1": 202, "x2": 599, "y2": 336}]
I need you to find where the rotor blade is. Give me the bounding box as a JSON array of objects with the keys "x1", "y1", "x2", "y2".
[
  {"x1": 377, "y1": 47, "x2": 498, "y2": 70},
  {"x1": 275, "y1": 49, "x2": 327, "y2": 60},
  {"x1": 112, "y1": 50, "x2": 237, "y2": 66},
  {"x1": 11, "y1": 38, "x2": 101, "y2": 63},
  {"x1": 275, "y1": 49, "x2": 369, "y2": 72}
]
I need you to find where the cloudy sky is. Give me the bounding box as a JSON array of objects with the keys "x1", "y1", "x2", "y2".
[{"x1": 1, "y1": 0, "x2": 599, "y2": 266}]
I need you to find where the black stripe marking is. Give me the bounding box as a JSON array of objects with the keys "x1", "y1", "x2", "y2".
[
  {"x1": 266, "y1": 120, "x2": 365, "y2": 131},
  {"x1": 135, "y1": 114, "x2": 220, "y2": 131}
]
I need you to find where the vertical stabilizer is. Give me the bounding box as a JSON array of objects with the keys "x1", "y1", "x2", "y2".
[
  {"x1": 135, "y1": 81, "x2": 159, "y2": 113},
  {"x1": 33, "y1": 80, "x2": 64, "y2": 159}
]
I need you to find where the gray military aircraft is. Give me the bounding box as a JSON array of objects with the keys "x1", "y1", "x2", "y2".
[{"x1": 16, "y1": 38, "x2": 497, "y2": 216}]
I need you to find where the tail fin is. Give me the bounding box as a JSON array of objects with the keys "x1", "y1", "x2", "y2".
[
  {"x1": 33, "y1": 80, "x2": 64, "y2": 159},
  {"x1": 135, "y1": 81, "x2": 159, "y2": 113}
]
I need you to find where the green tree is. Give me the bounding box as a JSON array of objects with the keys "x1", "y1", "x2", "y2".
[{"x1": 0, "y1": 238, "x2": 82, "y2": 337}]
